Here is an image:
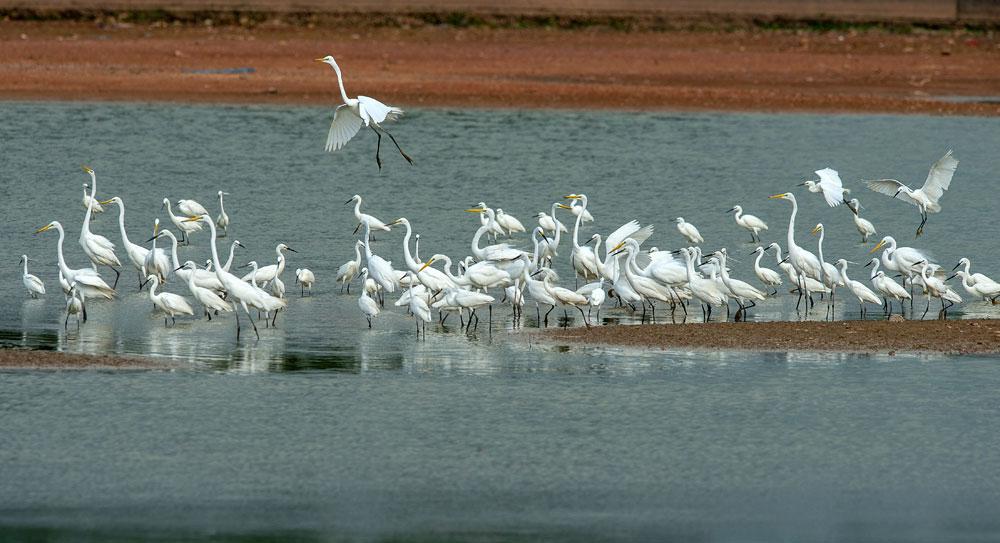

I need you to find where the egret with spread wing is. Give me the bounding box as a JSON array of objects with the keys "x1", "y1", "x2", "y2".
[
  {"x1": 800, "y1": 167, "x2": 847, "y2": 207},
  {"x1": 865, "y1": 150, "x2": 959, "y2": 237}
]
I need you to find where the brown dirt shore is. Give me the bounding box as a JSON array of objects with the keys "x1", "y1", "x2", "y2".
[
  {"x1": 1, "y1": 19, "x2": 999, "y2": 114},
  {"x1": 541, "y1": 319, "x2": 1000, "y2": 355},
  {"x1": 0, "y1": 347, "x2": 167, "y2": 369}
]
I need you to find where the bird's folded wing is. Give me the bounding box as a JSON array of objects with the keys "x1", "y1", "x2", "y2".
[
  {"x1": 326, "y1": 105, "x2": 363, "y2": 152},
  {"x1": 815, "y1": 168, "x2": 845, "y2": 207},
  {"x1": 921, "y1": 150, "x2": 959, "y2": 203},
  {"x1": 358, "y1": 96, "x2": 404, "y2": 125},
  {"x1": 865, "y1": 179, "x2": 919, "y2": 206}
]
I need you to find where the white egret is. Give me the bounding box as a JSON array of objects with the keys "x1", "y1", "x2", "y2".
[
  {"x1": 917, "y1": 261, "x2": 962, "y2": 319},
  {"x1": 405, "y1": 272, "x2": 433, "y2": 335},
  {"x1": 59, "y1": 269, "x2": 71, "y2": 296},
  {"x1": 270, "y1": 276, "x2": 286, "y2": 300},
  {"x1": 750, "y1": 246, "x2": 782, "y2": 295},
  {"x1": 949, "y1": 270, "x2": 1000, "y2": 302},
  {"x1": 176, "y1": 261, "x2": 233, "y2": 320},
  {"x1": 715, "y1": 250, "x2": 766, "y2": 316},
  {"x1": 65, "y1": 282, "x2": 85, "y2": 328},
  {"x1": 563, "y1": 198, "x2": 600, "y2": 281},
  {"x1": 475, "y1": 203, "x2": 506, "y2": 241},
  {"x1": 846, "y1": 198, "x2": 876, "y2": 243},
  {"x1": 870, "y1": 235, "x2": 933, "y2": 299},
  {"x1": 361, "y1": 223, "x2": 398, "y2": 294},
  {"x1": 35, "y1": 221, "x2": 115, "y2": 301},
  {"x1": 215, "y1": 191, "x2": 230, "y2": 236},
  {"x1": 536, "y1": 202, "x2": 565, "y2": 265},
  {"x1": 392, "y1": 217, "x2": 457, "y2": 292},
  {"x1": 537, "y1": 208, "x2": 568, "y2": 235},
  {"x1": 727, "y1": 205, "x2": 768, "y2": 243},
  {"x1": 316, "y1": 55, "x2": 412, "y2": 169},
  {"x1": 675, "y1": 217, "x2": 704, "y2": 244},
  {"x1": 799, "y1": 167, "x2": 847, "y2": 207},
  {"x1": 82, "y1": 183, "x2": 104, "y2": 214},
  {"x1": 568, "y1": 199, "x2": 594, "y2": 223},
  {"x1": 769, "y1": 193, "x2": 821, "y2": 309},
  {"x1": 240, "y1": 244, "x2": 296, "y2": 284},
  {"x1": 525, "y1": 266, "x2": 558, "y2": 325},
  {"x1": 144, "y1": 219, "x2": 171, "y2": 284},
  {"x1": 346, "y1": 194, "x2": 392, "y2": 239},
  {"x1": 101, "y1": 196, "x2": 154, "y2": 289},
  {"x1": 177, "y1": 199, "x2": 209, "y2": 218},
  {"x1": 295, "y1": 268, "x2": 316, "y2": 297},
  {"x1": 681, "y1": 247, "x2": 728, "y2": 322},
  {"x1": 865, "y1": 150, "x2": 959, "y2": 237},
  {"x1": 20, "y1": 255, "x2": 45, "y2": 298},
  {"x1": 152, "y1": 229, "x2": 229, "y2": 293},
  {"x1": 185, "y1": 214, "x2": 285, "y2": 339},
  {"x1": 337, "y1": 240, "x2": 364, "y2": 293},
  {"x1": 952, "y1": 258, "x2": 1000, "y2": 294},
  {"x1": 587, "y1": 278, "x2": 605, "y2": 320},
  {"x1": 810, "y1": 223, "x2": 845, "y2": 311},
  {"x1": 613, "y1": 239, "x2": 677, "y2": 320},
  {"x1": 495, "y1": 208, "x2": 527, "y2": 237},
  {"x1": 162, "y1": 198, "x2": 202, "y2": 244},
  {"x1": 836, "y1": 259, "x2": 882, "y2": 318},
  {"x1": 466, "y1": 207, "x2": 528, "y2": 262},
  {"x1": 145, "y1": 275, "x2": 194, "y2": 326},
  {"x1": 79, "y1": 167, "x2": 121, "y2": 287},
  {"x1": 865, "y1": 257, "x2": 911, "y2": 316},
  {"x1": 534, "y1": 270, "x2": 590, "y2": 327},
  {"x1": 432, "y1": 288, "x2": 495, "y2": 330}
]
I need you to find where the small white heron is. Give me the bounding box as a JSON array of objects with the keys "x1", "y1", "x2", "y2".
[{"x1": 864, "y1": 150, "x2": 959, "y2": 237}]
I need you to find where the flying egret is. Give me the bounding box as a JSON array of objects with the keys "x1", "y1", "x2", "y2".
[
  {"x1": 799, "y1": 168, "x2": 848, "y2": 207},
  {"x1": 675, "y1": 217, "x2": 704, "y2": 244},
  {"x1": 65, "y1": 281, "x2": 85, "y2": 328},
  {"x1": 337, "y1": 240, "x2": 363, "y2": 293},
  {"x1": 769, "y1": 193, "x2": 821, "y2": 309},
  {"x1": 836, "y1": 259, "x2": 882, "y2": 318},
  {"x1": 79, "y1": 167, "x2": 121, "y2": 287},
  {"x1": 144, "y1": 275, "x2": 195, "y2": 326},
  {"x1": 295, "y1": 268, "x2": 316, "y2": 297},
  {"x1": 215, "y1": 191, "x2": 230, "y2": 237},
  {"x1": 750, "y1": 246, "x2": 782, "y2": 295},
  {"x1": 727, "y1": 205, "x2": 768, "y2": 242},
  {"x1": 177, "y1": 199, "x2": 209, "y2": 218},
  {"x1": 864, "y1": 150, "x2": 959, "y2": 237},
  {"x1": 20, "y1": 255, "x2": 45, "y2": 298},
  {"x1": 81, "y1": 183, "x2": 104, "y2": 214},
  {"x1": 846, "y1": 198, "x2": 876, "y2": 243},
  {"x1": 162, "y1": 198, "x2": 202, "y2": 244},
  {"x1": 35, "y1": 221, "x2": 115, "y2": 301},
  {"x1": 176, "y1": 261, "x2": 232, "y2": 320},
  {"x1": 316, "y1": 55, "x2": 412, "y2": 169},
  {"x1": 495, "y1": 208, "x2": 526, "y2": 237},
  {"x1": 185, "y1": 214, "x2": 285, "y2": 339}
]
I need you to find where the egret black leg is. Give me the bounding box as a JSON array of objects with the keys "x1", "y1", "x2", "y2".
[
  {"x1": 111, "y1": 267, "x2": 121, "y2": 289},
  {"x1": 382, "y1": 128, "x2": 414, "y2": 165},
  {"x1": 370, "y1": 126, "x2": 383, "y2": 170}
]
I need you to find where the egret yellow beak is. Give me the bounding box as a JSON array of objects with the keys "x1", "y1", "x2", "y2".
[
  {"x1": 563, "y1": 194, "x2": 581, "y2": 199},
  {"x1": 869, "y1": 240, "x2": 885, "y2": 254},
  {"x1": 611, "y1": 241, "x2": 625, "y2": 252},
  {"x1": 811, "y1": 225, "x2": 821, "y2": 235},
  {"x1": 81, "y1": 165, "x2": 94, "y2": 174},
  {"x1": 99, "y1": 198, "x2": 114, "y2": 205},
  {"x1": 314, "y1": 58, "x2": 325, "y2": 62},
  {"x1": 34, "y1": 224, "x2": 52, "y2": 234},
  {"x1": 418, "y1": 258, "x2": 435, "y2": 272},
  {"x1": 182, "y1": 216, "x2": 202, "y2": 223},
  {"x1": 464, "y1": 208, "x2": 485, "y2": 213},
  {"x1": 768, "y1": 194, "x2": 786, "y2": 199},
  {"x1": 556, "y1": 204, "x2": 572, "y2": 210}
]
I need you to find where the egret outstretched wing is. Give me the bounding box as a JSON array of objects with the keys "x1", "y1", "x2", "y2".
[
  {"x1": 605, "y1": 221, "x2": 654, "y2": 254},
  {"x1": 865, "y1": 179, "x2": 920, "y2": 207},
  {"x1": 326, "y1": 104, "x2": 363, "y2": 152},
  {"x1": 920, "y1": 149, "x2": 958, "y2": 204},
  {"x1": 815, "y1": 168, "x2": 846, "y2": 207},
  {"x1": 358, "y1": 96, "x2": 403, "y2": 125}
]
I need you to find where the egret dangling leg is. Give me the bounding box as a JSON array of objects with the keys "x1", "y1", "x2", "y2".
[{"x1": 370, "y1": 126, "x2": 384, "y2": 171}]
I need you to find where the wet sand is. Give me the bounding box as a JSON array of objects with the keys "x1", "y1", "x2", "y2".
[
  {"x1": 0, "y1": 347, "x2": 168, "y2": 369},
  {"x1": 1, "y1": 19, "x2": 999, "y2": 115},
  {"x1": 542, "y1": 319, "x2": 1000, "y2": 355}
]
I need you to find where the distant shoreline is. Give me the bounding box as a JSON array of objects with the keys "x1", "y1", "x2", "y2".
[
  {"x1": 539, "y1": 318, "x2": 1000, "y2": 355},
  {"x1": 1, "y1": 19, "x2": 998, "y2": 115}
]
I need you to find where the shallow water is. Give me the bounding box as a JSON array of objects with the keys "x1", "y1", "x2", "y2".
[{"x1": 2, "y1": 102, "x2": 1000, "y2": 540}]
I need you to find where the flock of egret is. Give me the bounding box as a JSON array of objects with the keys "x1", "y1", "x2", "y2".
[{"x1": 16, "y1": 54, "x2": 996, "y2": 341}]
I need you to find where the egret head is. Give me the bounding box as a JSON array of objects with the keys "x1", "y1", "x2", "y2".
[
  {"x1": 810, "y1": 223, "x2": 824, "y2": 236},
  {"x1": 315, "y1": 55, "x2": 337, "y2": 66},
  {"x1": 768, "y1": 192, "x2": 793, "y2": 201},
  {"x1": 953, "y1": 257, "x2": 971, "y2": 271},
  {"x1": 869, "y1": 237, "x2": 890, "y2": 254},
  {"x1": 586, "y1": 234, "x2": 599, "y2": 245},
  {"x1": 464, "y1": 207, "x2": 486, "y2": 214},
  {"x1": 34, "y1": 221, "x2": 57, "y2": 234},
  {"x1": 798, "y1": 180, "x2": 817, "y2": 189},
  {"x1": 563, "y1": 194, "x2": 583, "y2": 200},
  {"x1": 277, "y1": 243, "x2": 298, "y2": 254},
  {"x1": 674, "y1": 217, "x2": 684, "y2": 223},
  {"x1": 99, "y1": 196, "x2": 121, "y2": 206},
  {"x1": 726, "y1": 206, "x2": 742, "y2": 214},
  {"x1": 218, "y1": 190, "x2": 229, "y2": 196},
  {"x1": 81, "y1": 165, "x2": 94, "y2": 175},
  {"x1": 418, "y1": 257, "x2": 436, "y2": 273}
]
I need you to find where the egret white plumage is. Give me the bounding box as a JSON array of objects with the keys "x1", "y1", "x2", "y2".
[
  {"x1": 865, "y1": 257, "x2": 911, "y2": 316},
  {"x1": 751, "y1": 246, "x2": 782, "y2": 295},
  {"x1": 361, "y1": 223, "x2": 398, "y2": 294},
  {"x1": 79, "y1": 167, "x2": 121, "y2": 287},
  {"x1": 800, "y1": 167, "x2": 847, "y2": 207},
  {"x1": 466, "y1": 207, "x2": 528, "y2": 262},
  {"x1": 535, "y1": 269, "x2": 590, "y2": 327},
  {"x1": 162, "y1": 198, "x2": 202, "y2": 244},
  {"x1": 675, "y1": 217, "x2": 704, "y2": 244},
  {"x1": 35, "y1": 221, "x2": 115, "y2": 301},
  {"x1": 495, "y1": 208, "x2": 526, "y2": 236},
  {"x1": 810, "y1": 223, "x2": 845, "y2": 310},
  {"x1": 295, "y1": 268, "x2": 315, "y2": 297},
  {"x1": 337, "y1": 240, "x2": 364, "y2": 293},
  {"x1": 681, "y1": 247, "x2": 728, "y2": 322},
  {"x1": 865, "y1": 150, "x2": 959, "y2": 237},
  {"x1": 715, "y1": 250, "x2": 766, "y2": 316},
  {"x1": 346, "y1": 194, "x2": 392, "y2": 239},
  {"x1": 151, "y1": 228, "x2": 228, "y2": 293},
  {"x1": 144, "y1": 219, "x2": 171, "y2": 284},
  {"x1": 145, "y1": 275, "x2": 194, "y2": 326},
  {"x1": 917, "y1": 261, "x2": 962, "y2": 319},
  {"x1": 727, "y1": 205, "x2": 768, "y2": 243},
  {"x1": 316, "y1": 55, "x2": 412, "y2": 169},
  {"x1": 64, "y1": 281, "x2": 85, "y2": 328},
  {"x1": 949, "y1": 270, "x2": 1000, "y2": 302},
  {"x1": 177, "y1": 199, "x2": 209, "y2": 218},
  {"x1": 215, "y1": 191, "x2": 230, "y2": 237},
  {"x1": 836, "y1": 259, "x2": 882, "y2": 318},
  {"x1": 240, "y1": 243, "x2": 296, "y2": 284},
  {"x1": 20, "y1": 255, "x2": 45, "y2": 298},
  {"x1": 176, "y1": 260, "x2": 232, "y2": 320},
  {"x1": 81, "y1": 183, "x2": 104, "y2": 214},
  {"x1": 952, "y1": 258, "x2": 1000, "y2": 295},
  {"x1": 769, "y1": 193, "x2": 821, "y2": 309},
  {"x1": 405, "y1": 272, "x2": 433, "y2": 334}
]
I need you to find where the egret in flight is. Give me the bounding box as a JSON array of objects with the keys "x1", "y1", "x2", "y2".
[
  {"x1": 316, "y1": 55, "x2": 413, "y2": 170},
  {"x1": 800, "y1": 168, "x2": 847, "y2": 207},
  {"x1": 864, "y1": 150, "x2": 959, "y2": 237}
]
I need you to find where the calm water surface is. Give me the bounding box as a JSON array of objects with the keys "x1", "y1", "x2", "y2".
[{"x1": 2, "y1": 102, "x2": 1000, "y2": 541}]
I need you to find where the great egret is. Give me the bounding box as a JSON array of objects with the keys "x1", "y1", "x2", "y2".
[
  {"x1": 466, "y1": 207, "x2": 528, "y2": 262},
  {"x1": 162, "y1": 198, "x2": 202, "y2": 244},
  {"x1": 870, "y1": 235, "x2": 932, "y2": 299},
  {"x1": 568, "y1": 199, "x2": 594, "y2": 223},
  {"x1": 295, "y1": 268, "x2": 316, "y2": 297},
  {"x1": 537, "y1": 208, "x2": 568, "y2": 235},
  {"x1": 865, "y1": 150, "x2": 959, "y2": 237},
  {"x1": 810, "y1": 223, "x2": 845, "y2": 311},
  {"x1": 800, "y1": 168, "x2": 847, "y2": 207},
  {"x1": 612, "y1": 239, "x2": 677, "y2": 320},
  {"x1": 20, "y1": 255, "x2": 45, "y2": 298},
  {"x1": 35, "y1": 221, "x2": 115, "y2": 301},
  {"x1": 865, "y1": 257, "x2": 911, "y2": 316},
  {"x1": 405, "y1": 272, "x2": 433, "y2": 335},
  {"x1": 152, "y1": 228, "x2": 228, "y2": 293},
  {"x1": 769, "y1": 193, "x2": 821, "y2": 309},
  {"x1": 536, "y1": 202, "x2": 565, "y2": 266},
  {"x1": 563, "y1": 197, "x2": 599, "y2": 281},
  {"x1": 675, "y1": 217, "x2": 704, "y2": 244},
  {"x1": 475, "y1": 203, "x2": 506, "y2": 241},
  {"x1": 495, "y1": 208, "x2": 526, "y2": 237},
  {"x1": 393, "y1": 217, "x2": 457, "y2": 292},
  {"x1": 846, "y1": 198, "x2": 876, "y2": 243},
  {"x1": 100, "y1": 196, "x2": 154, "y2": 289},
  {"x1": 145, "y1": 275, "x2": 195, "y2": 326},
  {"x1": 177, "y1": 199, "x2": 209, "y2": 218},
  {"x1": 240, "y1": 244, "x2": 296, "y2": 284},
  {"x1": 215, "y1": 191, "x2": 230, "y2": 237},
  {"x1": 79, "y1": 167, "x2": 121, "y2": 287},
  {"x1": 361, "y1": 223, "x2": 398, "y2": 294},
  {"x1": 432, "y1": 288, "x2": 495, "y2": 330},
  {"x1": 727, "y1": 205, "x2": 768, "y2": 243},
  {"x1": 750, "y1": 246, "x2": 782, "y2": 295},
  {"x1": 681, "y1": 247, "x2": 728, "y2": 322},
  {"x1": 346, "y1": 194, "x2": 392, "y2": 239},
  {"x1": 82, "y1": 183, "x2": 104, "y2": 214},
  {"x1": 144, "y1": 219, "x2": 171, "y2": 284},
  {"x1": 65, "y1": 282, "x2": 85, "y2": 328},
  {"x1": 185, "y1": 214, "x2": 285, "y2": 339},
  {"x1": 316, "y1": 55, "x2": 412, "y2": 170},
  {"x1": 337, "y1": 240, "x2": 363, "y2": 293},
  {"x1": 917, "y1": 261, "x2": 962, "y2": 319},
  {"x1": 836, "y1": 259, "x2": 882, "y2": 318},
  {"x1": 176, "y1": 261, "x2": 232, "y2": 320}
]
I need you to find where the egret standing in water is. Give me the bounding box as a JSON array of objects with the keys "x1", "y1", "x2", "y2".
[
  {"x1": 20, "y1": 255, "x2": 45, "y2": 298},
  {"x1": 864, "y1": 150, "x2": 959, "y2": 237},
  {"x1": 316, "y1": 55, "x2": 413, "y2": 170},
  {"x1": 674, "y1": 217, "x2": 704, "y2": 244},
  {"x1": 215, "y1": 191, "x2": 230, "y2": 237},
  {"x1": 295, "y1": 268, "x2": 316, "y2": 297},
  {"x1": 727, "y1": 205, "x2": 768, "y2": 243},
  {"x1": 144, "y1": 275, "x2": 195, "y2": 327}
]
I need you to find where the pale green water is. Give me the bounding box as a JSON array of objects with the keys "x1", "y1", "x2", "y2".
[{"x1": 2, "y1": 102, "x2": 1000, "y2": 541}]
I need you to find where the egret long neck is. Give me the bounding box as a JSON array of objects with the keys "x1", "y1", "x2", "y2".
[
  {"x1": 786, "y1": 199, "x2": 797, "y2": 251},
  {"x1": 572, "y1": 203, "x2": 583, "y2": 250},
  {"x1": 166, "y1": 233, "x2": 180, "y2": 269},
  {"x1": 754, "y1": 251, "x2": 764, "y2": 272},
  {"x1": 401, "y1": 221, "x2": 418, "y2": 271},
  {"x1": 470, "y1": 224, "x2": 488, "y2": 258},
  {"x1": 148, "y1": 277, "x2": 158, "y2": 300},
  {"x1": 549, "y1": 202, "x2": 562, "y2": 245},
  {"x1": 275, "y1": 247, "x2": 287, "y2": 277},
  {"x1": 816, "y1": 230, "x2": 825, "y2": 284},
  {"x1": 353, "y1": 199, "x2": 363, "y2": 222},
  {"x1": 330, "y1": 61, "x2": 351, "y2": 105},
  {"x1": 353, "y1": 242, "x2": 362, "y2": 266},
  {"x1": 82, "y1": 174, "x2": 96, "y2": 236},
  {"x1": 839, "y1": 263, "x2": 850, "y2": 284},
  {"x1": 223, "y1": 241, "x2": 237, "y2": 271},
  {"x1": 116, "y1": 202, "x2": 134, "y2": 250},
  {"x1": 218, "y1": 193, "x2": 226, "y2": 215},
  {"x1": 22, "y1": 258, "x2": 28, "y2": 275}
]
